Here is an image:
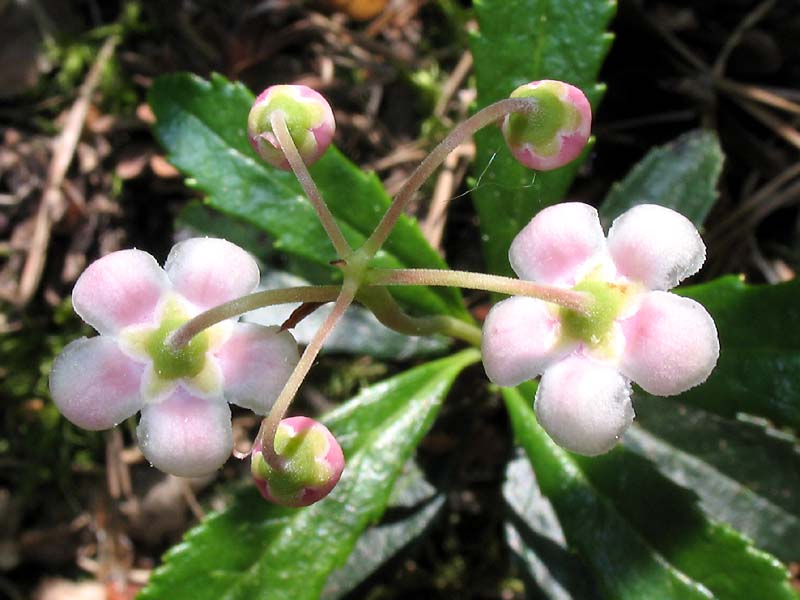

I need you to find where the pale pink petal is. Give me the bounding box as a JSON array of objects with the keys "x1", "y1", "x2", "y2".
[
  {"x1": 215, "y1": 324, "x2": 299, "y2": 414},
  {"x1": 619, "y1": 291, "x2": 719, "y2": 396},
  {"x1": 164, "y1": 238, "x2": 260, "y2": 311},
  {"x1": 564, "y1": 83, "x2": 593, "y2": 142},
  {"x1": 535, "y1": 355, "x2": 634, "y2": 456},
  {"x1": 607, "y1": 204, "x2": 706, "y2": 290},
  {"x1": 481, "y1": 297, "x2": 568, "y2": 386},
  {"x1": 510, "y1": 203, "x2": 607, "y2": 285},
  {"x1": 137, "y1": 390, "x2": 232, "y2": 477},
  {"x1": 72, "y1": 250, "x2": 169, "y2": 335},
  {"x1": 49, "y1": 337, "x2": 144, "y2": 430}
]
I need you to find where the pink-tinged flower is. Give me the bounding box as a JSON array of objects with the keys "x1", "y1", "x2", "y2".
[
  {"x1": 251, "y1": 417, "x2": 345, "y2": 507},
  {"x1": 502, "y1": 80, "x2": 592, "y2": 171},
  {"x1": 247, "y1": 85, "x2": 336, "y2": 170},
  {"x1": 482, "y1": 203, "x2": 719, "y2": 456},
  {"x1": 49, "y1": 238, "x2": 300, "y2": 477}
]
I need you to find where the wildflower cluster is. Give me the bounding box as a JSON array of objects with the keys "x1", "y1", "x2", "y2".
[{"x1": 49, "y1": 78, "x2": 719, "y2": 506}]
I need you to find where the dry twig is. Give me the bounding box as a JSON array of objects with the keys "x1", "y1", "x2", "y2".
[{"x1": 15, "y1": 34, "x2": 119, "y2": 305}]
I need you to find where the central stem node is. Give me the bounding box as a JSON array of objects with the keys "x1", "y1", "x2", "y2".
[{"x1": 337, "y1": 249, "x2": 372, "y2": 287}]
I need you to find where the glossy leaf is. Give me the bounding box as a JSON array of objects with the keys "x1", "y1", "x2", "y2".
[
  {"x1": 148, "y1": 72, "x2": 469, "y2": 319},
  {"x1": 139, "y1": 350, "x2": 478, "y2": 600},
  {"x1": 626, "y1": 396, "x2": 800, "y2": 562},
  {"x1": 599, "y1": 130, "x2": 724, "y2": 227},
  {"x1": 504, "y1": 454, "x2": 600, "y2": 600},
  {"x1": 575, "y1": 451, "x2": 798, "y2": 600},
  {"x1": 503, "y1": 385, "x2": 798, "y2": 600},
  {"x1": 323, "y1": 462, "x2": 444, "y2": 599},
  {"x1": 678, "y1": 276, "x2": 800, "y2": 429},
  {"x1": 470, "y1": 0, "x2": 615, "y2": 276},
  {"x1": 504, "y1": 386, "x2": 708, "y2": 599},
  {"x1": 176, "y1": 201, "x2": 272, "y2": 261}
]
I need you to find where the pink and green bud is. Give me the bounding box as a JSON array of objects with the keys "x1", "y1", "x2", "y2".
[
  {"x1": 247, "y1": 85, "x2": 336, "y2": 170},
  {"x1": 251, "y1": 416, "x2": 345, "y2": 507},
  {"x1": 501, "y1": 80, "x2": 592, "y2": 171}
]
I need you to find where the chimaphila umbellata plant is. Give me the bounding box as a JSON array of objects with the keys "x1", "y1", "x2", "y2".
[{"x1": 49, "y1": 79, "x2": 718, "y2": 506}]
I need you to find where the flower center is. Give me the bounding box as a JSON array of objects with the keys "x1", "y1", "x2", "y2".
[
  {"x1": 560, "y1": 279, "x2": 625, "y2": 347},
  {"x1": 144, "y1": 306, "x2": 209, "y2": 380}
]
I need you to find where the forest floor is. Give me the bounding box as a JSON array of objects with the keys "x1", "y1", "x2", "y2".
[{"x1": 1, "y1": 1, "x2": 799, "y2": 598}]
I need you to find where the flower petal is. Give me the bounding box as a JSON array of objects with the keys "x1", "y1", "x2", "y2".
[
  {"x1": 184, "y1": 355, "x2": 225, "y2": 399},
  {"x1": 49, "y1": 337, "x2": 144, "y2": 430},
  {"x1": 535, "y1": 355, "x2": 634, "y2": 456},
  {"x1": 215, "y1": 324, "x2": 299, "y2": 414},
  {"x1": 607, "y1": 204, "x2": 705, "y2": 290},
  {"x1": 510, "y1": 203, "x2": 607, "y2": 285},
  {"x1": 73, "y1": 250, "x2": 169, "y2": 335},
  {"x1": 164, "y1": 238, "x2": 260, "y2": 311},
  {"x1": 620, "y1": 291, "x2": 719, "y2": 396},
  {"x1": 481, "y1": 296, "x2": 567, "y2": 386},
  {"x1": 139, "y1": 363, "x2": 179, "y2": 404},
  {"x1": 137, "y1": 391, "x2": 232, "y2": 477}
]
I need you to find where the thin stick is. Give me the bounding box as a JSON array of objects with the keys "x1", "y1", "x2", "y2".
[
  {"x1": 368, "y1": 268, "x2": 591, "y2": 313},
  {"x1": 434, "y1": 51, "x2": 473, "y2": 118},
  {"x1": 360, "y1": 97, "x2": 539, "y2": 258},
  {"x1": 16, "y1": 35, "x2": 119, "y2": 305},
  {"x1": 421, "y1": 142, "x2": 474, "y2": 250},
  {"x1": 259, "y1": 282, "x2": 358, "y2": 466},
  {"x1": 169, "y1": 285, "x2": 341, "y2": 349},
  {"x1": 270, "y1": 111, "x2": 352, "y2": 258},
  {"x1": 709, "y1": 162, "x2": 800, "y2": 243},
  {"x1": 716, "y1": 79, "x2": 800, "y2": 116},
  {"x1": 734, "y1": 99, "x2": 800, "y2": 150},
  {"x1": 712, "y1": 0, "x2": 775, "y2": 79}
]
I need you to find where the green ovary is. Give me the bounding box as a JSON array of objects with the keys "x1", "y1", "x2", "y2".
[
  {"x1": 250, "y1": 92, "x2": 322, "y2": 153},
  {"x1": 506, "y1": 82, "x2": 580, "y2": 156},
  {"x1": 560, "y1": 280, "x2": 624, "y2": 348},
  {"x1": 252, "y1": 425, "x2": 331, "y2": 501},
  {"x1": 144, "y1": 306, "x2": 208, "y2": 380}
]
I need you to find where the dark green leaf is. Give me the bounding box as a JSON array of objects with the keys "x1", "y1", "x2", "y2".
[
  {"x1": 323, "y1": 462, "x2": 444, "y2": 599},
  {"x1": 504, "y1": 385, "x2": 798, "y2": 599},
  {"x1": 599, "y1": 130, "x2": 724, "y2": 227},
  {"x1": 678, "y1": 276, "x2": 800, "y2": 429},
  {"x1": 148, "y1": 72, "x2": 469, "y2": 319},
  {"x1": 139, "y1": 350, "x2": 478, "y2": 600},
  {"x1": 626, "y1": 396, "x2": 800, "y2": 562},
  {"x1": 470, "y1": 0, "x2": 615, "y2": 276},
  {"x1": 176, "y1": 201, "x2": 272, "y2": 261},
  {"x1": 504, "y1": 454, "x2": 600, "y2": 599},
  {"x1": 322, "y1": 496, "x2": 444, "y2": 599},
  {"x1": 575, "y1": 451, "x2": 798, "y2": 600},
  {"x1": 504, "y1": 386, "x2": 709, "y2": 599}
]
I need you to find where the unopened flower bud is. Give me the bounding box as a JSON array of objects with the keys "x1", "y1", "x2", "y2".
[
  {"x1": 247, "y1": 85, "x2": 335, "y2": 170},
  {"x1": 501, "y1": 80, "x2": 591, "y2": 171},
  {"x1": 251, "y1": 416, "x2": 345, "y2": 507}
]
